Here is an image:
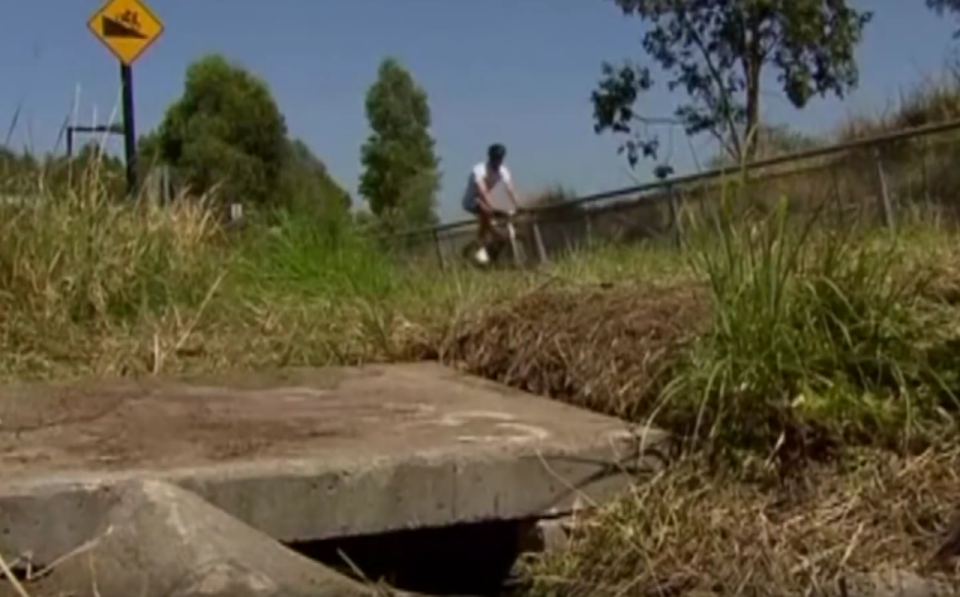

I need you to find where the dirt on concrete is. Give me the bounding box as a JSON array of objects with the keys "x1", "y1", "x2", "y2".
[
  {"x1": 0, "y1": 369, "x2": 380, "y2": 471},
  {"x1": 0, "y1": 362, "x2": 643, "y2": 478}
]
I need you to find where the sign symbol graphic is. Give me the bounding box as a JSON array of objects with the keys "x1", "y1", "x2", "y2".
[{"x1": 87, "y1": 0, "x2": 164, "y2": 65}]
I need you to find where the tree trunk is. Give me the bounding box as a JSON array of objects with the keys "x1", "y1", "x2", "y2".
[
  {"x1": 742, "y1": 17, "x2": 764, "y2": 162},
  {"x1": 743, "y1": 53, "x2": 762, "y2": 162}
]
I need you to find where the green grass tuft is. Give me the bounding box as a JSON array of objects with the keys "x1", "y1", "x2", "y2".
[{"x1": 659, "y1": 183, "x2": 960, "y2": 462}]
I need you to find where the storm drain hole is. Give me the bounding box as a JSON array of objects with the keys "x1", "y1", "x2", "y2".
[{"x1": 288, "y1": 519, "x2": 541, "y2": 596}]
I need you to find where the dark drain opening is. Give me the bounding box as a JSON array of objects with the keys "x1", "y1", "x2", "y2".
[{"x1": 288, "y1": 519, "x2": 540, "y2": 596}]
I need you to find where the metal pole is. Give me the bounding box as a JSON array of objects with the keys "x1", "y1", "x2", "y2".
[
  {"x1": 584, "y1": 209, "x2": 593, "y2": 248},
  {"x1": 873, "y1": 148, "x2": 895, "y2": 230},
  {"x1": 830, "y1": 164, "x2": 843, "y2": 228},
  {"x1": 921, "y1": 137, "x2": 932, "y2": 209},
  {"x1": 531, "y1": 220, "x2": 548, "y2": 265},
  {"x1": 432, "y1": 230, "x2": 445, "y2": 271},
  {"x1": 668, "y1": 187, "x2": 683, "y2": 249},
  {"x1": 120, "y1": 62, "x2": 138, "y2": 197}
]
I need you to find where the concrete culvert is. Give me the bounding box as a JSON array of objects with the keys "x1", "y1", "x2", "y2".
[{"x1": 3, "y1": 479, "x2": 409, "y2": 597}]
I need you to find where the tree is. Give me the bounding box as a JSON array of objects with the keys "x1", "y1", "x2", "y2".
[
  {"x1": 929, "y1": 0, "x2": 960, "y2": 9},
  {"x1": 155, "y1": 54, "x2": 288, "y2": 206},
  {"x1": 928, "y1": 0, "x2": 960, "y2": 35},
  {"x1": 359, "y1": 57, "x2": 440, "y2": 227},
  {"x1": 279, "y1": 138, "x2": 352, "y2": 214},
  {"x1": 591, "y1": 0, "x2": 871, "y2": 166},
  {"x1": 928, "y1": 0, "x2": 960, "y2": 15},
  {"x1": 136, "y1": 130, "x2": 163, "y2": 190}
]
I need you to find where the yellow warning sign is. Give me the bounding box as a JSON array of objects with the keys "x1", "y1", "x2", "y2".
[{"x1": 87, "y1": 0, "x2": 164, "y2": 65}]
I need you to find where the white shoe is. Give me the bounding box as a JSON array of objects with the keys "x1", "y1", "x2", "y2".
[{"x1": 474, "y1": 246, "x2": 490, "y2": 265}]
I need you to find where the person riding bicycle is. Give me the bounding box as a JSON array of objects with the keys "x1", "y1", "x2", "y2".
[{"x1": 462, "y1": 143, "x2": 522, "y2": 265}]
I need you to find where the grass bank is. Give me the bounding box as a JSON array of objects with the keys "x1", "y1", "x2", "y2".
[
  {"x1": 2, "y1": 175, "x2": 959, "y2": 456},
  {"x1": 3, "y1": 154, "x2": 960, "y2": 596},
  {"x1": 505, "y1": 194, "x2": 960, "y2": 597}
]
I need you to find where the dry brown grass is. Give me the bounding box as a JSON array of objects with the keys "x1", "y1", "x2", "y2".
[
  {"x1": 434, "y1": 283, "x2": 709, "y2": 420},
  {"x1": 521, "y1": 448, "x2": 960, "y2": 597}
]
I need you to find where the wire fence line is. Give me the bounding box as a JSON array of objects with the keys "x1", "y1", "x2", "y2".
[{"x1": 383, "y1": 117, "x2": 960, "y2": 269}]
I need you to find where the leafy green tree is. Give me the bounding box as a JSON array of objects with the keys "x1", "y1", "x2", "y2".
[
  {"x1": 143, "y1": 126, "x2": 350, "y2": 214},
  {"x1": 928, "y1": 0, "x2": 960, "y2": 35},
  {"x1": 279, "y1": 138, "x2": 352, "y2": 215},
  {"x1": 591, "y1": 0, "x2": 871, "y2": 165},
  {"x1": 136, "y1": 130, "x2": 163, "y2": 190},
  {"x1": 929, "y1": 0, "x2": 960, "y2": 15},
  {"x1": 155, "y1": 54, "x2": 288, "y2": 206},
  {"x1": 359, "y1": 57, "x2": 440, "y2": 227}
]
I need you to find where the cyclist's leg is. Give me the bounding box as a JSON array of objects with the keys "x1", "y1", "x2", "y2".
[
  {"x1": 463, "y1": 198, "x2": 491, "y2": 264},
  {"x1": 476, "y1": 209, "x2": 492, "y2": 245},
  {"x1": 474, "y1": 210, "x2": 494, "y2": 264}
]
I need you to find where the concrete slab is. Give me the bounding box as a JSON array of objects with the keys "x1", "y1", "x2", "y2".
[{"x1": 0, "y1": 363, "x2": 668, "y2": 563}]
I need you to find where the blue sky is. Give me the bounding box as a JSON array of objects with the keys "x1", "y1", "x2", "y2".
[{"x1": 0, "y1": 1, "x2": 957, "y2": 222}]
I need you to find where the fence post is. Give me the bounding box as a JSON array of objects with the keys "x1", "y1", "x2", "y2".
[
  {"x1": 584, "y1": 208, "x2": 594, "y2": 248},
  {"x1": 667, "y1": 186, "x2": 683, "y2": 249},
  {"x1": 872, "y1": 147, "x2": 896, "y2": 230},
  {"x1": 921, "y1": 136, "x2": 932, "y2": 210},
  {"x1": 432, "y1": 230, "x2": 445, "y2": 271},
  {"x1": 829, "y1": 164, "x2": 843, "y2": 227},
  {"x1": 531, "y1": 218, "x2": 548, "y2": 265}
]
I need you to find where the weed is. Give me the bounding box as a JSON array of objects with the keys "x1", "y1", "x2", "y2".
[{"x1": 659, "y1": 184, "x2": 959, "y2": 463}]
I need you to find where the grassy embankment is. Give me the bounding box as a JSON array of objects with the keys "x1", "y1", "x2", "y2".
[{"x1": 4, "y1": 77, "x2": 960, "y2": 595}]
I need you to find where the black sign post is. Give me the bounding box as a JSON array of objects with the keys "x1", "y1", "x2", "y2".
[
  {"x1": 120, "y1": 63, "x2": 137, "y2": 196},
  {"x1": 86, "y1": 0, "x2": 164, "y2": 199}
]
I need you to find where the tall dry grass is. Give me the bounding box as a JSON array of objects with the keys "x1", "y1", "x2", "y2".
[
  {"x1": 0, "y1": 158, "x2": 565, "y2": 381},
  {"x1": 0, "y1": 169, "x2": 226, "y2": 379}
]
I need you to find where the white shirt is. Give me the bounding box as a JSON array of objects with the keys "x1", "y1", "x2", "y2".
[{"x1": 462, "y1": 161, "x2": 511, "y2": 208}]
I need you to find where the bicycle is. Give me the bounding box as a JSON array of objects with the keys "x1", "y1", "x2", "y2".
[{"x1": 461, "y1": 208, "x2": 527, "y2": 269}]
